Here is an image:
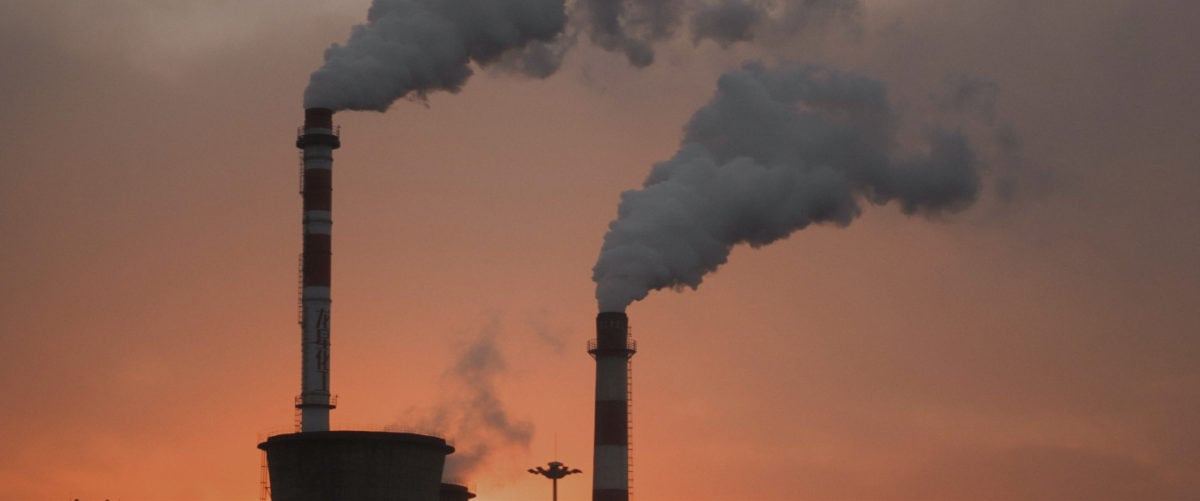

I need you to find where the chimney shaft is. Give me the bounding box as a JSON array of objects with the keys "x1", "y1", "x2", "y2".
[
  {"x1": 589, "y1": 312, "x2": 635, "y2": 501},
  {"x1": 296, "y1": 108, "x2": 340, "y2": 432}
]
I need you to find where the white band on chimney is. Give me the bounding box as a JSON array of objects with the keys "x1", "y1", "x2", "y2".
[
  {"x1": 303, "y1": 149, "x2": 334, "y2": 167},
  {"x1": 302, "y1": 286, "x2": 331, "y2": 301},
  {"x1": 595, "y1": 357, "x2": 628, "y2": 401},
  {"x1": 304, "y1": 220, "x2": 332, "y2": 235},
  {"x1": 593, "y1": 446, "x2": 629, "y2": 489}
]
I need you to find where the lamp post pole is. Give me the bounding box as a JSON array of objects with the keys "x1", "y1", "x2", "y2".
[{"x1": 529, "y1": 461, "x2": 582, "y2": 501}]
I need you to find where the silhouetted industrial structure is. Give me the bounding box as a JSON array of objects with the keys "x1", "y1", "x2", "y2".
[
  {"x1": 260, "y1": 431, "x2": 453, "y2": 500},
  {"x1": 295, "y1": 107, "x2": 338, "y2": 432},
  {"x1": 590, "y1": 312, "x2": 636, "y2": 501},
  {"x1": 529, "y1": 460, "x2": 582, "y2": 501},
  {"x1": 258, "y1": 109, "x2": 455, "y2": 501},
  {"x1": 438, "y1": 483, "x2": 477, "y2": 501}
]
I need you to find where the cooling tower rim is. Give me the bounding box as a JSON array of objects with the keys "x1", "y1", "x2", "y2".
[
  {"x1": 440, "y1": 482, "x2": 477, "y2": 499},
  {"x1": 258, "y1": 430, "x2": 454, "y2": 455}
]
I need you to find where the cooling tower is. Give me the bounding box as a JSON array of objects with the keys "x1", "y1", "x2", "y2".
[
  {"x1": 439, "y1": 483, "x2": 477, "y2": 501},
  {"x1": 259, "y1": 431, "x2": 453, "y2": 501},
  {"x1": 589, "y1": 312, "x2": 636, "y2": 501}
]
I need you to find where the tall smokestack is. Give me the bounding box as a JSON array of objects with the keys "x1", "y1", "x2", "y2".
[
  {"x1": 589, "y1": 312, "x2": 636, "y2": 501},
  {"x1": 296, "y1": 108, "x2": 340, "y2": 432}
]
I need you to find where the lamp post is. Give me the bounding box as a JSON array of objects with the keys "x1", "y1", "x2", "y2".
[{"x1": 528, "y1": 461, "x2": 582, "y2": 501}]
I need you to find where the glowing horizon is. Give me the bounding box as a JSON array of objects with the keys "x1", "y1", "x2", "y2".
[{"x1": 2, "y1": 1, "x2": 1199, "y2": 500}]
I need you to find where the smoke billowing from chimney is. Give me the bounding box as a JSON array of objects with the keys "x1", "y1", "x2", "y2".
[
  {"x1": 304, "y1": 0, "x2": 567, "y2": 111},
  {"x1": 305, "y1": 0, "x2": 863, "y2": 110},
  {"x1": 593, "y1": 62, "x2": 982, "y2": 312}
]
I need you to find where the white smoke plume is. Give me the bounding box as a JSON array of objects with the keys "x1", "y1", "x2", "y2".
[
  {"x1": 305, "y1": 0, "x2": 861, "y2": 110},
  {"x1": 593, "y1": 62, "x2": 983, "y2": 312},
  {"x1": 304, "y1": 0, "x2": 567, "y2": 111}
]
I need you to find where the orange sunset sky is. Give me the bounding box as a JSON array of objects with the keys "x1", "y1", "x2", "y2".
[{"x1": 2, "y1": 1, "x2": 1198, "y2": 500}]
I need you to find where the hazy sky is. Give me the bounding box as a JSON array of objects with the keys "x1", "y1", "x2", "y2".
[{"x1": 2, "y1": 1, "x2": 1198, "y2": 500}]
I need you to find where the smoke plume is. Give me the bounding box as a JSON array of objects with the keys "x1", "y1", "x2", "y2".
[
  {"x1": 406, "y1": 326, "x2": 534, "y2": 482},
  {"x1": 593, "y1": 62, "x2": 982, "y2": 312},
  {"x1": 692, "y1": 0, "x2": 860, "y2": 47},
  {"x1": 305, "y1": 0, "x2": 863, "y2": 110},
  {"x1": 575, "y1": 0, "x2": 861, "y2": 65},
  {"x1": 930, "y1": 73, "x2": 1049, "y2": 204},
  {"x1": 576, "y1": 0, "x2": 683, "y2": 67},
  {"x1": 690, "y1": 0, "x2": 765, "y2": 47},
  {"x1": 304, "y1": 0, "x2": 567, "y2": 111}
]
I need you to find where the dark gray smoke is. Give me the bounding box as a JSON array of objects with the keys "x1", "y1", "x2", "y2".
[
  {"x1": 691, "y1": 0, "x2": 765, "y2": 47},
  {"x1": 497, "y1": 36, "x2": 576, "y2": 79},
  {"x1": 577, "y1": 0, "x2": 684, "y2": 67},
  {"x1": 574, "y1": 0, "x2": 861, "y2": 65},
  {"x1": 305, "y1": 0, "x2": 862, "y2": 109},
  {"x1": 691, "y1": 0, "x2": 860, "y2": 47},
  {"x1": 593, "y1": 62, "x2": 982, "y2": 312},
  {"x1": 931, "y1": 74, "x2": 1050, "y2": 204},
  {"x1": 304, "y1": 0, "x2": 567, "y2": 111},
  {"x1": 764, "y1": 0, "x2": 861, "y2": 41},
  {"x1": 423, "y1": 329, "x2": 534, "y2": 482}
]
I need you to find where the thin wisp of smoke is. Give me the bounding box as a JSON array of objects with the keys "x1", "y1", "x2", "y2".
[
  {"x1": 403, "y1": 329, "x2": 534, "y2": 483},
  {"x1": 593, "y1": 62, "x2": 983, "y2": 312}
]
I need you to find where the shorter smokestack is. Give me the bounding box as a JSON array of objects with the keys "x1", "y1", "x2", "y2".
[{"x1": 589, "y1": 312, "x2": 636, "y2": 501}]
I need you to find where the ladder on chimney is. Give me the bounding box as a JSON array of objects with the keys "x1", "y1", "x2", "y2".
[
  {"x1": 627, "y1": 359, "x2": 634, "y2": 500},
  {"x1": 259, "y1": 449, "x2": 271, "y2": 500},
  {"x1": 297, "y1": 254, "x2": 304, "y2": 326},
  {"x1": 297, "y1": 152, "x2": 305, "y2": 194},
  {"x1": 293, "y1": 395, "x2": 304, "y2": 432}
]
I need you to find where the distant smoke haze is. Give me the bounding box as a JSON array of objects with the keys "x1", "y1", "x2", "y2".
[
  {"x1": 304, "y1": 0, "x2": 567, "y2": 111},
  {"x1": 576, "y1": 0, "x2": 683, "y2": 67},
  {"x1": 593, "y1": 62, "x2": 983, "y2": 312},
  {"x1": 577, "y1": 0, "x2": 861, "y2": 65},
  {"x1": 936, "y1": 73, "x2": 1000, "y2": 125},
  {"x1": 394, "y1": 326, "x2": 534, "y2": 483}
]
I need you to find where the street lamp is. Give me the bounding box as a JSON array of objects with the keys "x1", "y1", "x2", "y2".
[{"x1": 528, "y1": 461, "x2": 582, "y2": 501}]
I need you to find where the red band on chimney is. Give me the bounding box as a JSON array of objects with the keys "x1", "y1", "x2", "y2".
[
  {"x1": 303, "y1": 234, "x2": 331, "y2": 287},
  {"x1": 594, "y1": 401, "x2": 629, "y2": 445},
  {"x1": 303, "y1": 170, "x2": 332, "y2": 212},
  {"x1": 304, "y1": 108, "x2": 334, "y2": 130}
]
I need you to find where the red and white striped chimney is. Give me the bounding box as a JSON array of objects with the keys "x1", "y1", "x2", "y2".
[
  {"x1": 296, "y1": 108, "x2": 340, "y2": 432},
  {"x1": 590, "y1": 312, "x2": 636, "y2": 501}
]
